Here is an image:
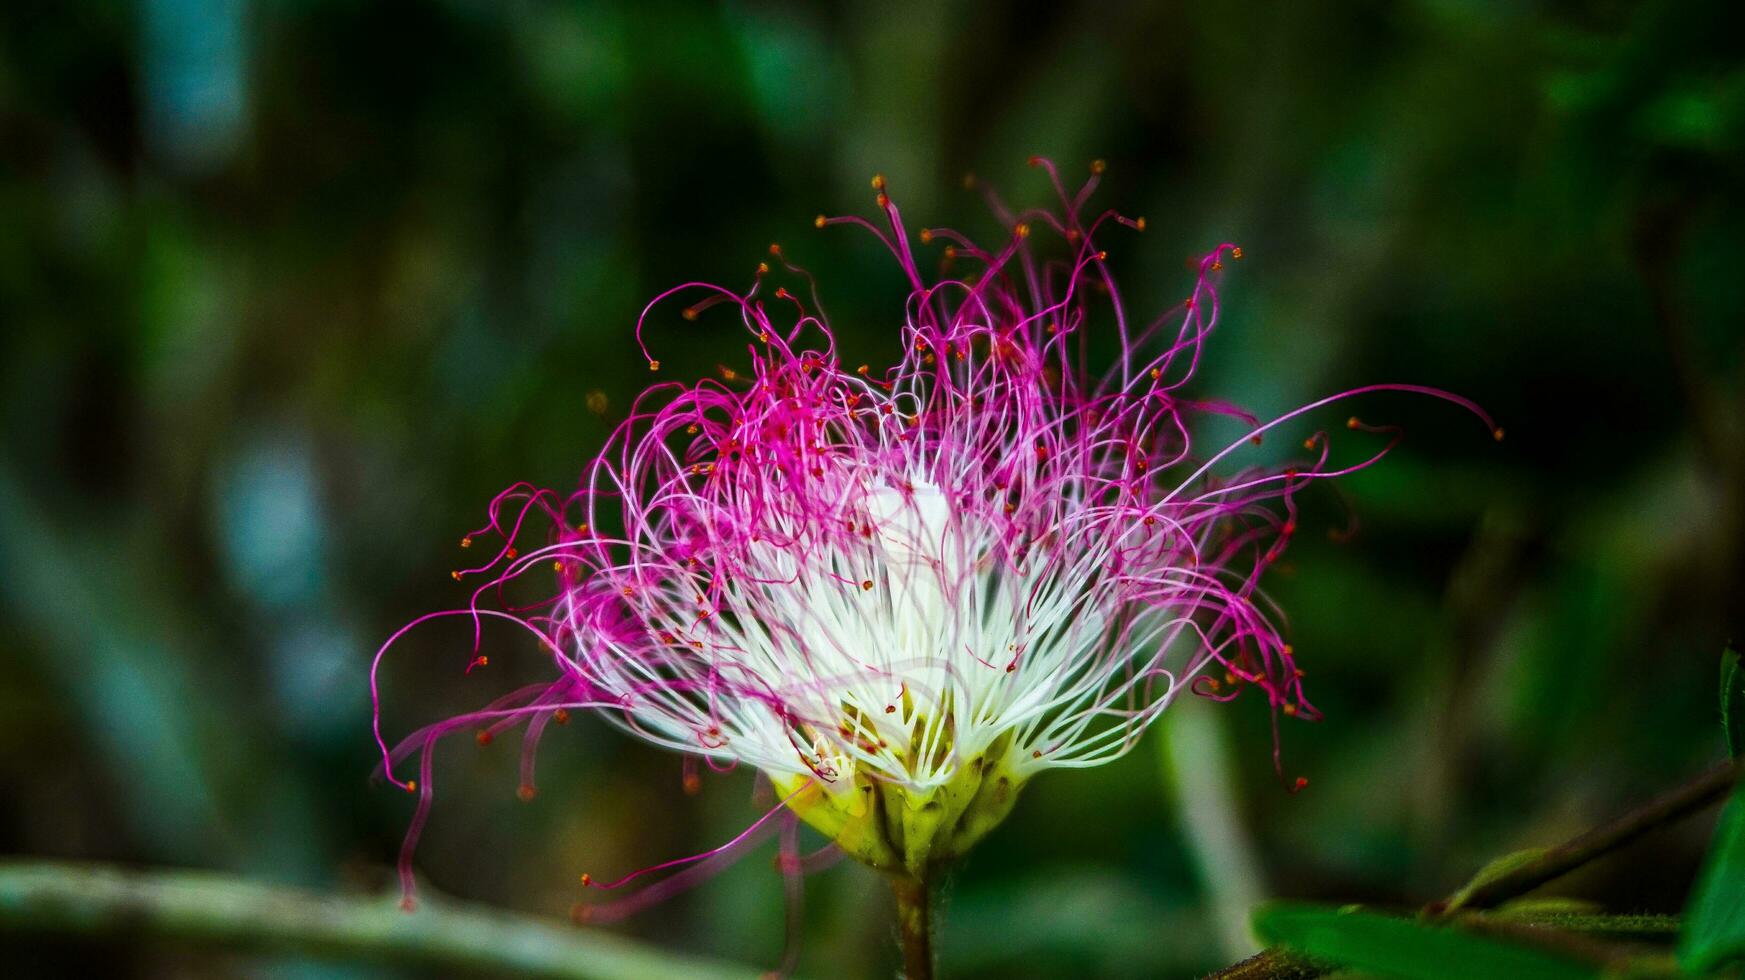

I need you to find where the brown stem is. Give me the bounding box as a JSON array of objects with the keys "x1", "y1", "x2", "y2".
[
  {"x1": 1198, "y1": 949, "x2": 1320, "y2": 979},
  {"x1": 1431, "y1": 758, "x2": 1737, "y2": 915},
  {"x1": 891, "y1": 874, "x2": 934, "y2": 980},
  {"x1": 1204, "y1": 758, "x2": 1738, "y2": 979}
]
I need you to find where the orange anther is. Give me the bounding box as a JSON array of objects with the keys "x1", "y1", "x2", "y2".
[
  {"x1": 1091, "y1": 159, "x2": 1107, "y2": 174},
  {"x1": 1232, "y1": 246, "x2": 1244, "y2": 259},
  {"x1": 460, "y1": 536, "x2": 472, "y2": 548},
  {"x1": 1493, "y1": 427, "x2": 1506, "y2": 442},
  {"x1": 404, "y1": 780, "x2": 418, "y2": 793},
  {"x1": 918, "y1": 228, "x2": 933, "y2": 244},
  {"x1": 553, "y1": 708, "x2": 571, "y2": 724},
  {"x1": 814, "y1": 214, "x2": 826, "y2": 229},
  {"x1": 682, "y1": 307, "x2": 698, "y2": 321},
  {"x1": 1135, "y1": 217, "x2": 1147, "y2": 231},
  {"x1": 476, "y1": 730, "x2": 493, "y2": 747},
  {"x1": 861, "y1": 580, "x2": 874, "y2": 591},
  {"x1": 648, "y1": 360, "x2": 661, "y2": 371},
  {"x1": 1346, "y1": 416, "x2": 1360, "y2": 429},
  {"x1": 768, "y1": 242, "x2": 782, "y2": 256},
  {"x1": 1014, "y1": 223, "x2": 1030, "y2": 239},
  {"x1": 450, "y1": 570, "x2": 462, "y2": 581},
  {"x1": 518, "y1": 784, "x2": 537, "y2": 802},
  {"x1": 871, "y1": 174, "x2": 886, "y2": 190}
]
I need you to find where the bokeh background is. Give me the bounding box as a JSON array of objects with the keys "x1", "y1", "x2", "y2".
[{"x1": 3, "y1": 1, "x2": 1743, "y2": 977}]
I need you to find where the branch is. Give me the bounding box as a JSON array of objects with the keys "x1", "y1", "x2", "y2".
[
  {"x1": 0, "y1": 860, "x2": 767, "y2": 980},
  {"x1": 1432, "y1": 759, "x2": 1738, "y2": 916},
  {"x1": 1198, "y1": 948, "x2": 1322, "y2": 979},
  {"x1": 1204, "y1": 759, "x2": 1737, "y2": 979}
]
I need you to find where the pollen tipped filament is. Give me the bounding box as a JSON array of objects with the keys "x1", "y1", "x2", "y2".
[{"x1": 373, "y1": 156, "x2": 1496, "y2": 919}]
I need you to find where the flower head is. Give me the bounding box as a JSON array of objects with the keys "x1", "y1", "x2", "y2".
[{"x1": 373, "y1": 159, "x2": 1494, "y2": 904}]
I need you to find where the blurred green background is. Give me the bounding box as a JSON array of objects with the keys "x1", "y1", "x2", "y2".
[{"x1": 2, "y1": 1, "x2": 1742, "y2": 977}]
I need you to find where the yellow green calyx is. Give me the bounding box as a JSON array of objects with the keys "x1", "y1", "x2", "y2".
[{"x1": 770, "y1": 744, "x2": 1026, "y2": 878}]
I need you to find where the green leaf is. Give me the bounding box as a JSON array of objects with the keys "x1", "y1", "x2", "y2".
[
  {"x1": 1722, "y1": 645, "x2": 1743, "y2": 760},
  {"x1": 1253, "y1": 902, "x2": 1598, "y2": 980},
  {"x1": 1680, "y1": 790, "x2": 1745, "y2": 973},
  {"x1": 1444, "y1": 847, "x2": 1550, "y2": 913}
]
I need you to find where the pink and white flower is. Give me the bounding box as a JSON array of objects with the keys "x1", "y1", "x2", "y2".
[{"x1": 372, "y1": 158, "x2": 1496, "y2": 913}]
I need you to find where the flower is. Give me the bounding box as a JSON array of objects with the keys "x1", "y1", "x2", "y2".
[{"x1": 372, "y1": 159, "x2": 1496, "y2": 909}]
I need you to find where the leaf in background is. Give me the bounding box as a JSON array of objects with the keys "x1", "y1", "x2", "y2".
[
  {"x1": 1722, "y1": 645, "x2": 1743, "y2": 759},
  {"x1": 1680, "y1": 790, "x2": 1745, "y2": 973},
  {"x1": 1252, "y1": 902, "x2": 1598, "y2": 980}
]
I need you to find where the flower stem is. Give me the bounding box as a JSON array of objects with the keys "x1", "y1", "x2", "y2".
[{"x1": 890, "y1": 874, "x2": 934, "y2": 979}]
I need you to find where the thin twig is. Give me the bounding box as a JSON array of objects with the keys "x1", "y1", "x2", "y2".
[
  {"x1": 1198, "y1": 948, "x2": 1322, "y2": 979},
  {"x1": 1431, "y1": 759, "x2": 1737, "y2": 916},
  {"x1": 0, "y1": 860, "x2": 766, "y2": 980},
  {"x1": 1204, "y1": 759, "x2": 1737, "y2": 979}
]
